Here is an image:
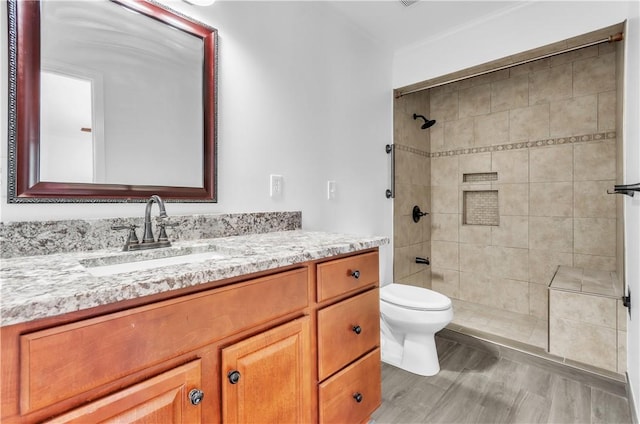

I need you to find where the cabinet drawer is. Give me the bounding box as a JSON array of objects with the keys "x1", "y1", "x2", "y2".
[
  {"x1": 318, "y1": 348, "x2": 381, "y2": 424},
  {"x1": 317, "y1": 251, "x2": 378, "y2": 302},
  {"x1": 317, "y1": 289, "x2": 380, "y2": 380},
  {"x1": 20, "y1": 268, "x2": 308, "y2": 414}
]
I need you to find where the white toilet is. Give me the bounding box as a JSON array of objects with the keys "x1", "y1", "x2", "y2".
[{"x1": 379, "y1": 283, "x2": 453, "y2": 376}]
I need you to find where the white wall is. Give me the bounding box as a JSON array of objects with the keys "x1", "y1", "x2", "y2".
[
  {"x1": 0, "y1": 1, "x2": 394, "y2": 280},
  {"x1": 393, "y1": 0, "x2": 640, "y2": 418}
]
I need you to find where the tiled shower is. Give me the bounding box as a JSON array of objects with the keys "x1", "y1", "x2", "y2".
[{"x1": 393, "y1": 34, "x2": 626, "y2": 375}]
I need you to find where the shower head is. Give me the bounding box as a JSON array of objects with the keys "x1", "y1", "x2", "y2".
[{"x1": 413, "y1": 113, "x2": 436, "y2": 129}]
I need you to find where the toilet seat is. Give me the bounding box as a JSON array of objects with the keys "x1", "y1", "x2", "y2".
[{"x1": 380, "y1": 284, "x2": 452, "y2": 311}]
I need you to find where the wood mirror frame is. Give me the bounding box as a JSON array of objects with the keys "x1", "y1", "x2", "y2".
[{"x1": 7, "y1": 0, "x2": 218, "y2": 203}]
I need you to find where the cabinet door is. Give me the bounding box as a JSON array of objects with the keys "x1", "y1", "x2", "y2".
[
  {"x1": 44, "y1": 360, "x2": 203, "y2": 424},
  {"x1": 221, "y1": 317, "x2": 312, "y2": 424}
]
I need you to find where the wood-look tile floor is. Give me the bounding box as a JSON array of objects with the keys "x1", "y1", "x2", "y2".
[{"x1": 370, "y1": 336, "x2": 632, "y2": 424}]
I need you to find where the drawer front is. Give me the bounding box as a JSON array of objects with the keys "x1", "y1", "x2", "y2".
[
  {"x1": 317, "y1": 251, "x2": 378, "y2": 302},
  {"x1": 20, "y1": 268, "x2": 308, "y2": 414},
  {"x1": 319, "y1": 348, "x2": 381, "y2": 424},
  {"x1": 317, "y1": 289, "x2": 380, "y2": 380}
]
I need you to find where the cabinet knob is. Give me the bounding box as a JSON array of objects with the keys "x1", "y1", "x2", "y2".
[
  {"x1": 351, "y1": 270, "x2": 360, "y2": 279},
  {"x1": 353, "y1": 392, "x2": 363, "y2": 403},
  {"x1": 189, "y1": 389, "x2": 204, "y2": 405},
  {"x1": 228, "y1": 370, "x2": 241, "y2": 384},
  {"x1": 352, "y1": 325, "x2": 362, "y2": 335}
]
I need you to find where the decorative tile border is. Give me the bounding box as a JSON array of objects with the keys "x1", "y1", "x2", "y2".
[
  {"x1": 430, "y1": 131, "x2": 616, "y2": 158},
  {"x1": 395, "y1": 131, "x2": 616, "y2": 159},
  {"x1": 394, "y1": 144, "x2": 430, "y2": 157}
]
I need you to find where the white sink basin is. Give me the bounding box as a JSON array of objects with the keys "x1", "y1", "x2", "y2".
[{"x1": 84, "y1": 251, "x2": 226, "y2": 277}]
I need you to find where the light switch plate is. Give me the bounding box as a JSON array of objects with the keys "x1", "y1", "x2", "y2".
[{"x1": 270, "y1": 174, "x2": 283, "y2": 198}]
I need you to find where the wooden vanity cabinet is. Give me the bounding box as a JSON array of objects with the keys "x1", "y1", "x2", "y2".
[{"x1": 0, "y1": 249, "x2": 381, "y2": 424}]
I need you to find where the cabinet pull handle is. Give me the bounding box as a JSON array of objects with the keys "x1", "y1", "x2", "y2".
[
  {"x1": 228, "y1": 370, "x2": 241, "y2": 384},
  {"x1": 351, "y1": 270, "x2": 360, "y2": 279},
  {"x1": 189, "y1": 389, "x2": 204, "y2": 405},
  {"x1": 353, "y1": 392, "x2": 363, "y2": 403},
  {"x1": 352, "y1": 325, "x2": 362, "y2": 335}
]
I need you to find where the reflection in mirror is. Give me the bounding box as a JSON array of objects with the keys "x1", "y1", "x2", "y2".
[{"x1": 7, "y1": 0, "x2": 218, "y2": 202}]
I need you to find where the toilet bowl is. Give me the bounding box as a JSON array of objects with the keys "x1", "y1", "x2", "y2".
[{"x1": 380, "y1": 283, "x2": 453, "y2": 376}]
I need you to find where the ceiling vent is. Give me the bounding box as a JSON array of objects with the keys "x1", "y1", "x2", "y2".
[{"x1": 399, "y1": 0, "x2": 418, "y2": 7}]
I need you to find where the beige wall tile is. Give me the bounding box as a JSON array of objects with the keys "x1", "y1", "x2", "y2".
[
  {"x1": 573, "y1": 52, "x2": 616, "y2": 97},
  {"x1": 496, "y1": 183, "x2": 529, "y2": 216},
  {"x1": 493, "y1": 278, "x2": 530, "y2": 314},
  {"x1": 574, "y1": 180, "x2": 616, "y2": 218},
  {"x1": 431, "y1": 156, "x2": 459, "y2": 186},
  {"x1": 431, "y1": 240, "x2": 459, "y2": 270},
  {"x1": 550, "y1": 95, "x2": 598, "y2": 137},
  {"x1": 431, "y1": 213, "x2": 459, "y2": 242},
  {"x1": 529, "y1": 145, "x2": 573, "y2": 182},
  {"x1": 529, "y1": 249, "x2": 573, "y2": 285},
  {"x1": 549, "y1": 317, "x2": 617, "y2": 371},
  {"x1": 459, "y1": 272, "x2": 492, "y2": 306},
  {"x1": 574, "y1": 140, "x2": 616, "y2": 181},
  {"x1": 491, "y1": 74, "x2": 528, "y2": 112},
  {"x1": 431, "y1": 185, "x2": 459, "y2": 214},
  {"x1": 444, "y1": 117, "x2": 474, "y2": 149},
  {"x1": 429, "y1": 122, "x2": 445, "y2": 152},
  {"x1": 529, "y1": 216, "x2": 573, "y2": 252},
  {"x1": 509, "y1": 103, "x2": 550, "y2": 142},
  {"x1": 574, "y1": 217, "x2": 616, "y2": 257},
  {"x1": 394, "y1": 183, "x2": 429, "y2": 221},
  {"x1": 395, "y1": 270, "x2": 430, "y2": 289},
  {"x1": 573, "y1": 254, "x2": 616, "y2": 271},
  {"x1": 459, "y1": 84, "x2": 491, "y2": 118},
  {"x1": 529, "y1": 63, "x2": 573, "y2": 105},
  {"x1": 459, "y1": 223, "x2": 491, "y2": 245},
  {"x1": 618, "y1": 330, "x2": 627, "y2": 373},
  {"x1": 490, "y1": 246, "x2": 529, "y2": 281},
  {"x1": 529, "y1": 283, "x2": 548, "y2": 319},
  {"x1": 474, "y1": 111, "x2": 509, "y2": 146},
  {"x1": 598, "y1": 91, "x2": 616, "y2": 131},
  {"x1": 550, "y1": 290, "x2": 616, "y2": 328},
  {"x1": 529, "y1": 182, "x2": 573, "y2": 217},
  {"x1": 430, "y1": 89, "x2": 458, "y2": 122},
  {"x1": 431, "y1": 268, "x2": 460, "y2": 299},
  {"x1": 458, "y1": 152, "x2": 492, "y2": 176},
  {"x1": 460, "y1": 243, "x2": 491, "y2": 274},
  {"x1": 492, "y1": 149, "x2": 529, "y2": 183},
  {"x1": 395, "y1": 245, "x2": 428, "y2": 279},
  {"x1": 491, "y1": 215, "x2": 529, "y2": 249},
  {"x1": 617, "y1": 299, "x2": 627, "y2": 332},
  {"x1": 395, "y1": 150, "x2": 429, "y2": 185},
  {"x1": 394, "y1": 214, "x2": 424, "y2": 247}
]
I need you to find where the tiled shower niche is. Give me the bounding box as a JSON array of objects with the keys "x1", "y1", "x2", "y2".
[{"x1": 463, "y1": 190, "x2": 499, "y2": 226}]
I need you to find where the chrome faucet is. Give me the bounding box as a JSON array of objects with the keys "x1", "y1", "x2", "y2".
[
  {"x1": 142, "y1": 195, "x2": 168, "y2": 243},
  {"x1": 112, "y1": 195, "x2": 175, "y2": 251}
]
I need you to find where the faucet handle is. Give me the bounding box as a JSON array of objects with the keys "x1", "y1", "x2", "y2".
[
  {"x1": 111, "y1": 225, "x2": 140, "y2": 249},
  {"x1": 156, "y1": 221, "x2": 177, "y2": 243}
]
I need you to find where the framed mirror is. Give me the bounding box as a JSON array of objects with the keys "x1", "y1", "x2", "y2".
[{"x1": 7, "y1": 0, "x2": 218, "y2": 202}]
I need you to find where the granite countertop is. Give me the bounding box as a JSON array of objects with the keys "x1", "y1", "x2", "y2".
[{"x1": 1, "y1": 230, "x2": 388, "y2": 327}]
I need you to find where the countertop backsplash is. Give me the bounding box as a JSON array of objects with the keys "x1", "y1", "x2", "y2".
[{"x1": 0, "y1": 211, "x2": 302, "y2": 258}]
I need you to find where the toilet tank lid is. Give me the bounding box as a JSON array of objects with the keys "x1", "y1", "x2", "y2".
[{"x1": 380, "y1": 284, "x2": 452, "y2": 311}]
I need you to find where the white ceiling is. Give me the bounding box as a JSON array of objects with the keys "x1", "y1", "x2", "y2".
[{"x1": 326, "y1": 1, "x2": 524, "y2": 52}]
